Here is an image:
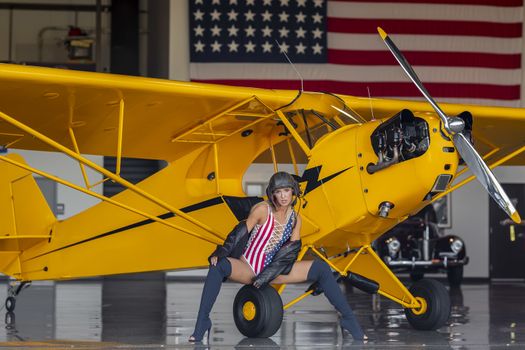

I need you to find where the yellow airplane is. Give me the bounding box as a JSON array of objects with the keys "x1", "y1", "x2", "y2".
[{"x1": 0, "y1": 28, "x2": 523, "y2": 336}]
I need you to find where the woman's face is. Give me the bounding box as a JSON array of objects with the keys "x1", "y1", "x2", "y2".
[{"x1": 273, "y1": 187, "x2": 293, "y2": 208}]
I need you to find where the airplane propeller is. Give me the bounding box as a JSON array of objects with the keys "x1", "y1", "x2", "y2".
[{"x1": 377, "y1": 27, "x2": 521, "y2": 224}]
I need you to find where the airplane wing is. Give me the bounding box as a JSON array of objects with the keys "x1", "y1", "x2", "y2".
[
  {"x1": 1, "y1": 63, "x2": 524, "y2": 165},
  {"x1": 0, "y1": 63, "x2": 299, "y2": 161}
]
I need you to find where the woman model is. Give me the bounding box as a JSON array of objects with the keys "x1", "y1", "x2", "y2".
[{"x1": 189, "y1": 171, "x2": 367, "y2": 342}]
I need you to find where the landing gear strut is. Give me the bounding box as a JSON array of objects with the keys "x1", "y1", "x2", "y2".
[{"x1": 5, "y1": 280, "x2": 31, "y2": 312}]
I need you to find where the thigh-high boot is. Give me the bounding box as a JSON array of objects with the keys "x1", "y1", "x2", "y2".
[
  {"x1": 307, "y1": 259, "x2": 366, "y2": 340},
  {"x1": 189, "y1": 257, "x2": 232, "y2": 342}
]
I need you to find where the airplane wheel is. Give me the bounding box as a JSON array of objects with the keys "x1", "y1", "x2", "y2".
[
  {"x1": 5, "y1": 297, "x2": 15, "y2": 312},
  {"x1": 447, "y1": 266, "x2": 463, "y2": 287},
  {"x1": 233, "y1": 285, "x2": 283, "y2": 338},
  {"x1": 405, "y1": 279, "x2": 450, "y2": 330}
]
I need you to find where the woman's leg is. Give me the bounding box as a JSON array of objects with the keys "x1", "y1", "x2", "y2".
[
  {"x1": 190, "y1": 257, "x2": 254, "y2": 341},
  {"x1": 271, "y1": 260, "x2": 313, "y2": 284},
  {"x1": 306, "y1": 259, "x2": 366, "y2": 340},
  {"x1": 272, "y1": 259, "x2": 366, "y2": 340},
  {"x1": 228, "y1": 257, "x2": 256, "y2": 284}
]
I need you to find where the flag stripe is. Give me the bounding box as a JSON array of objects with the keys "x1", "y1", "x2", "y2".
[
  {"x1": 191, "y1": 63, "x2": 521, "y2": 85},
  {"x1": 244, "y1": 211, "x2": 271, "y2": 263},
  {"x1": 329, "y1": 0, "x2": 523, "y2": 6},
  {"x1": 328, "y1": 50, "x2": 522, "y2": 69},
  {"x1": 192, "y1": 80, "x2": 520, "y2": 100},
  {"x1": 329, "y1": 2, "x2": 523, "y2": 22},
  {"x1": 328, "y1": 18, "x2": 522, "y2": 38},
  {"x1": 386, "y1": 96, "x2": 519, "y2": 106},
  {"x1": 253, "y1": 219, "x2": 274, "y2": 274},
  {"x1": 328, "y1": 33, "x2": 522, "y2": 54}
]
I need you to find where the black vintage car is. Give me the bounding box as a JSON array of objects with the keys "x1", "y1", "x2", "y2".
[{"x1": 374, "y1": 205, "x2": 469, "y2": 286}]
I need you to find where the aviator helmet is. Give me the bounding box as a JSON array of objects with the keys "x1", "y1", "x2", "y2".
[{"x1": 266, "y1": 171, "x2": 301, "y2": 207}]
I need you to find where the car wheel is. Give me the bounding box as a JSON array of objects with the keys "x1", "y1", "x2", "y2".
[
  {"x1": 233, "y1": 285, "x2": 283, "y2": 338},
  {"x1": 410, "y1": 271, "x2": 424, "y2": 281},
  {"x1": 447, "y1": 265, "x2": 463, "y2": 287},
  {"x1": 405, "y1": 279, "x2": 451, "y2": 330}
]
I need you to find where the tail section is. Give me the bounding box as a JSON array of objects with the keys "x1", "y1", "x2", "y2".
[{"x1": 0, "y1": 153, "x2": 55, "y2": 279}]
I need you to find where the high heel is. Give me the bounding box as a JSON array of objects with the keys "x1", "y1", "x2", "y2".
[
  {"x1": 340, "y1": 316, "x2": 367, "y2": 341},
  {"x1": 189, "y1": 317, "x2": 212, "y2": 343},
  {"x1": 307, "y1": 260, "x2": 367, "y2": 341},
  {"x1": 340, "y1": 325, "x2": 368, "y2": 342},
  {"x1": 189, "y1": 258, "x2": 231, "y2": 344}
]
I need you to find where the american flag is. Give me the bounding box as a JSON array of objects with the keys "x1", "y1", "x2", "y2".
[{"x1": 190, "y1": 0, "x2": 523, "y2": 107}]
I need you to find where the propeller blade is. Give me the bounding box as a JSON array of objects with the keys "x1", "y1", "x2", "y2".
[
  {"x1": 453, "y1": 133, "x2": 520, "y2": 223},
  {"x1": 377, "y1": 27, "x2": 521, "y2": 224},
  {"x1": 377, "y1": 27, "x2": 450, "y2": 130}
]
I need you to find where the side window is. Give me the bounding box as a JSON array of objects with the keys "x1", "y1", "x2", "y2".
[{"x1": 245, "y1": 182, "x2": 267, "y2": 197}]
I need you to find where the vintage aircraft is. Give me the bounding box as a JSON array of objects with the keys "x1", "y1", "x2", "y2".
[{"x1": 0, "y1": 28, "x2": 523, "y2": 337}]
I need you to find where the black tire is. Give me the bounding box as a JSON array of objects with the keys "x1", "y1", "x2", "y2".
[
  {"x1": 233, "y1": 285, "x2": 283, "y2": 338},
  {"x1": 447, "y1": 266, "x2": 463, "y2": 287},
  {"x1": 5, "y1": 311, "x2": 15, "y2": 325},
  {"x1": 5, "y1": 296, "x2": 15, "y2": 312},
  {"x1": 410, "y1": 271, "x2": 424, "y2": 281},
  {"x1": 405, "y1": 279, "x2": 451, "y2": 330}
]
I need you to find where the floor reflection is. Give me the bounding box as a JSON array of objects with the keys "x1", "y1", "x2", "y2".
[{"x1": 0, "y1": 279, "x2": 523, "y2": 348}]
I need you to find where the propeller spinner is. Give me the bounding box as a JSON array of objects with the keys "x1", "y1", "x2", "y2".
[{"x1": 377, "y1": 27, "x2": 521, "y2": 224}]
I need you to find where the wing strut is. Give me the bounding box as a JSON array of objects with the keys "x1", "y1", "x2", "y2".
[
  {"x1": 0, "y1": 154, "x2": 223, "y2": 245},
  {"x1": 0, "y1": 108, "x2": 223, "y2": 242},
  {"x1": 276, "y1": 110, "x2": 311, "y2": 158}
]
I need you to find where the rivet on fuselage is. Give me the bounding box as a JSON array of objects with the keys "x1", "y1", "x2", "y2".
[
  {"x1": 358, "y1": 153, "x2": 362, "y2": 158},
  {"x1": 364, "y1": 189, "x2": 368, "y2": 193},
  {"x1": 360, "y1": 166, "x2": 364, "y2": 171},
  {"x1": 433, "y1": 128, "x2": 437, "y2": 133}
]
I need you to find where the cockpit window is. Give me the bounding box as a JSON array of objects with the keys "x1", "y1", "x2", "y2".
[{"x1": 279, "y1": 92, "x2": 364, "y2": 148}]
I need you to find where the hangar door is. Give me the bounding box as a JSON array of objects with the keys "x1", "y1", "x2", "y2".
[{"x1": 489, "y1": 184, "x2": 525, "y2": 280}]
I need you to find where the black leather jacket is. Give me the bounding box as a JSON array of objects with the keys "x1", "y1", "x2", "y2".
[{"x1": 209, "y1": 220, "x2": 302, "y2": 288}]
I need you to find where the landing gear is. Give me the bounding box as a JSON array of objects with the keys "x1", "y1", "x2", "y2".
[
  {"x1": 5, "y1": 280, "x2": 31, "y2": 313},
  {"x1": 4, "y1": 312, "x2": 14, "y2": 325},
  {"x1": 405, "y1": 279, "x2": 450, "y2": 330},
  {"x1": 5, "y1": 297, "x2": 15, "y2": 312},
  {"x1": 233, "y1": 285, "x2": 283, "y2": 338}
]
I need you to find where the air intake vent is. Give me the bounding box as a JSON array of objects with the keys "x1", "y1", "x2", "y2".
[{"x1": 431, "y1": 174, "x2": 452, "y2": 192}]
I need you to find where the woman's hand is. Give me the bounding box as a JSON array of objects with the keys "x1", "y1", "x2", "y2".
[{"x1": 210, "y1": 256, "x2": 218, "y2": 266}]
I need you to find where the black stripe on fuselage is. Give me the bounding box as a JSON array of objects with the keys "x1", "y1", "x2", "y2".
[{"x1": 25, "y1": 196, "x2": 224, "y2": 262}]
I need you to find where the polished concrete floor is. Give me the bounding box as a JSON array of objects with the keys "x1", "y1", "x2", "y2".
[{"x1": 0, "y1": 278, "x2": 523, "y2": 349}]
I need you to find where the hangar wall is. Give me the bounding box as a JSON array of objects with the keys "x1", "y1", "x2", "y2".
[{"x1": 0, "y1": 0, "x2": 111, "y2": 70}]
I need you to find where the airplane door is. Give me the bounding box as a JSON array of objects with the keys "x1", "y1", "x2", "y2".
[{"x1": 489, "y1": 183, "x2": 525, "y2": 280}]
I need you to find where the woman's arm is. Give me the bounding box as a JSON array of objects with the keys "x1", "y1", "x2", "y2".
[
  {"x1": 245, "y1": 202, "x2": 267, "y2": 232},
  {"x1": 290, "y1": 214, "x2": 302, "y2": 241}
]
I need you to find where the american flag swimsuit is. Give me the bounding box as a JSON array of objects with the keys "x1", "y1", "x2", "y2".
[{"x1": 243, "y1": 204, "x2": 295, "y2": 276}]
